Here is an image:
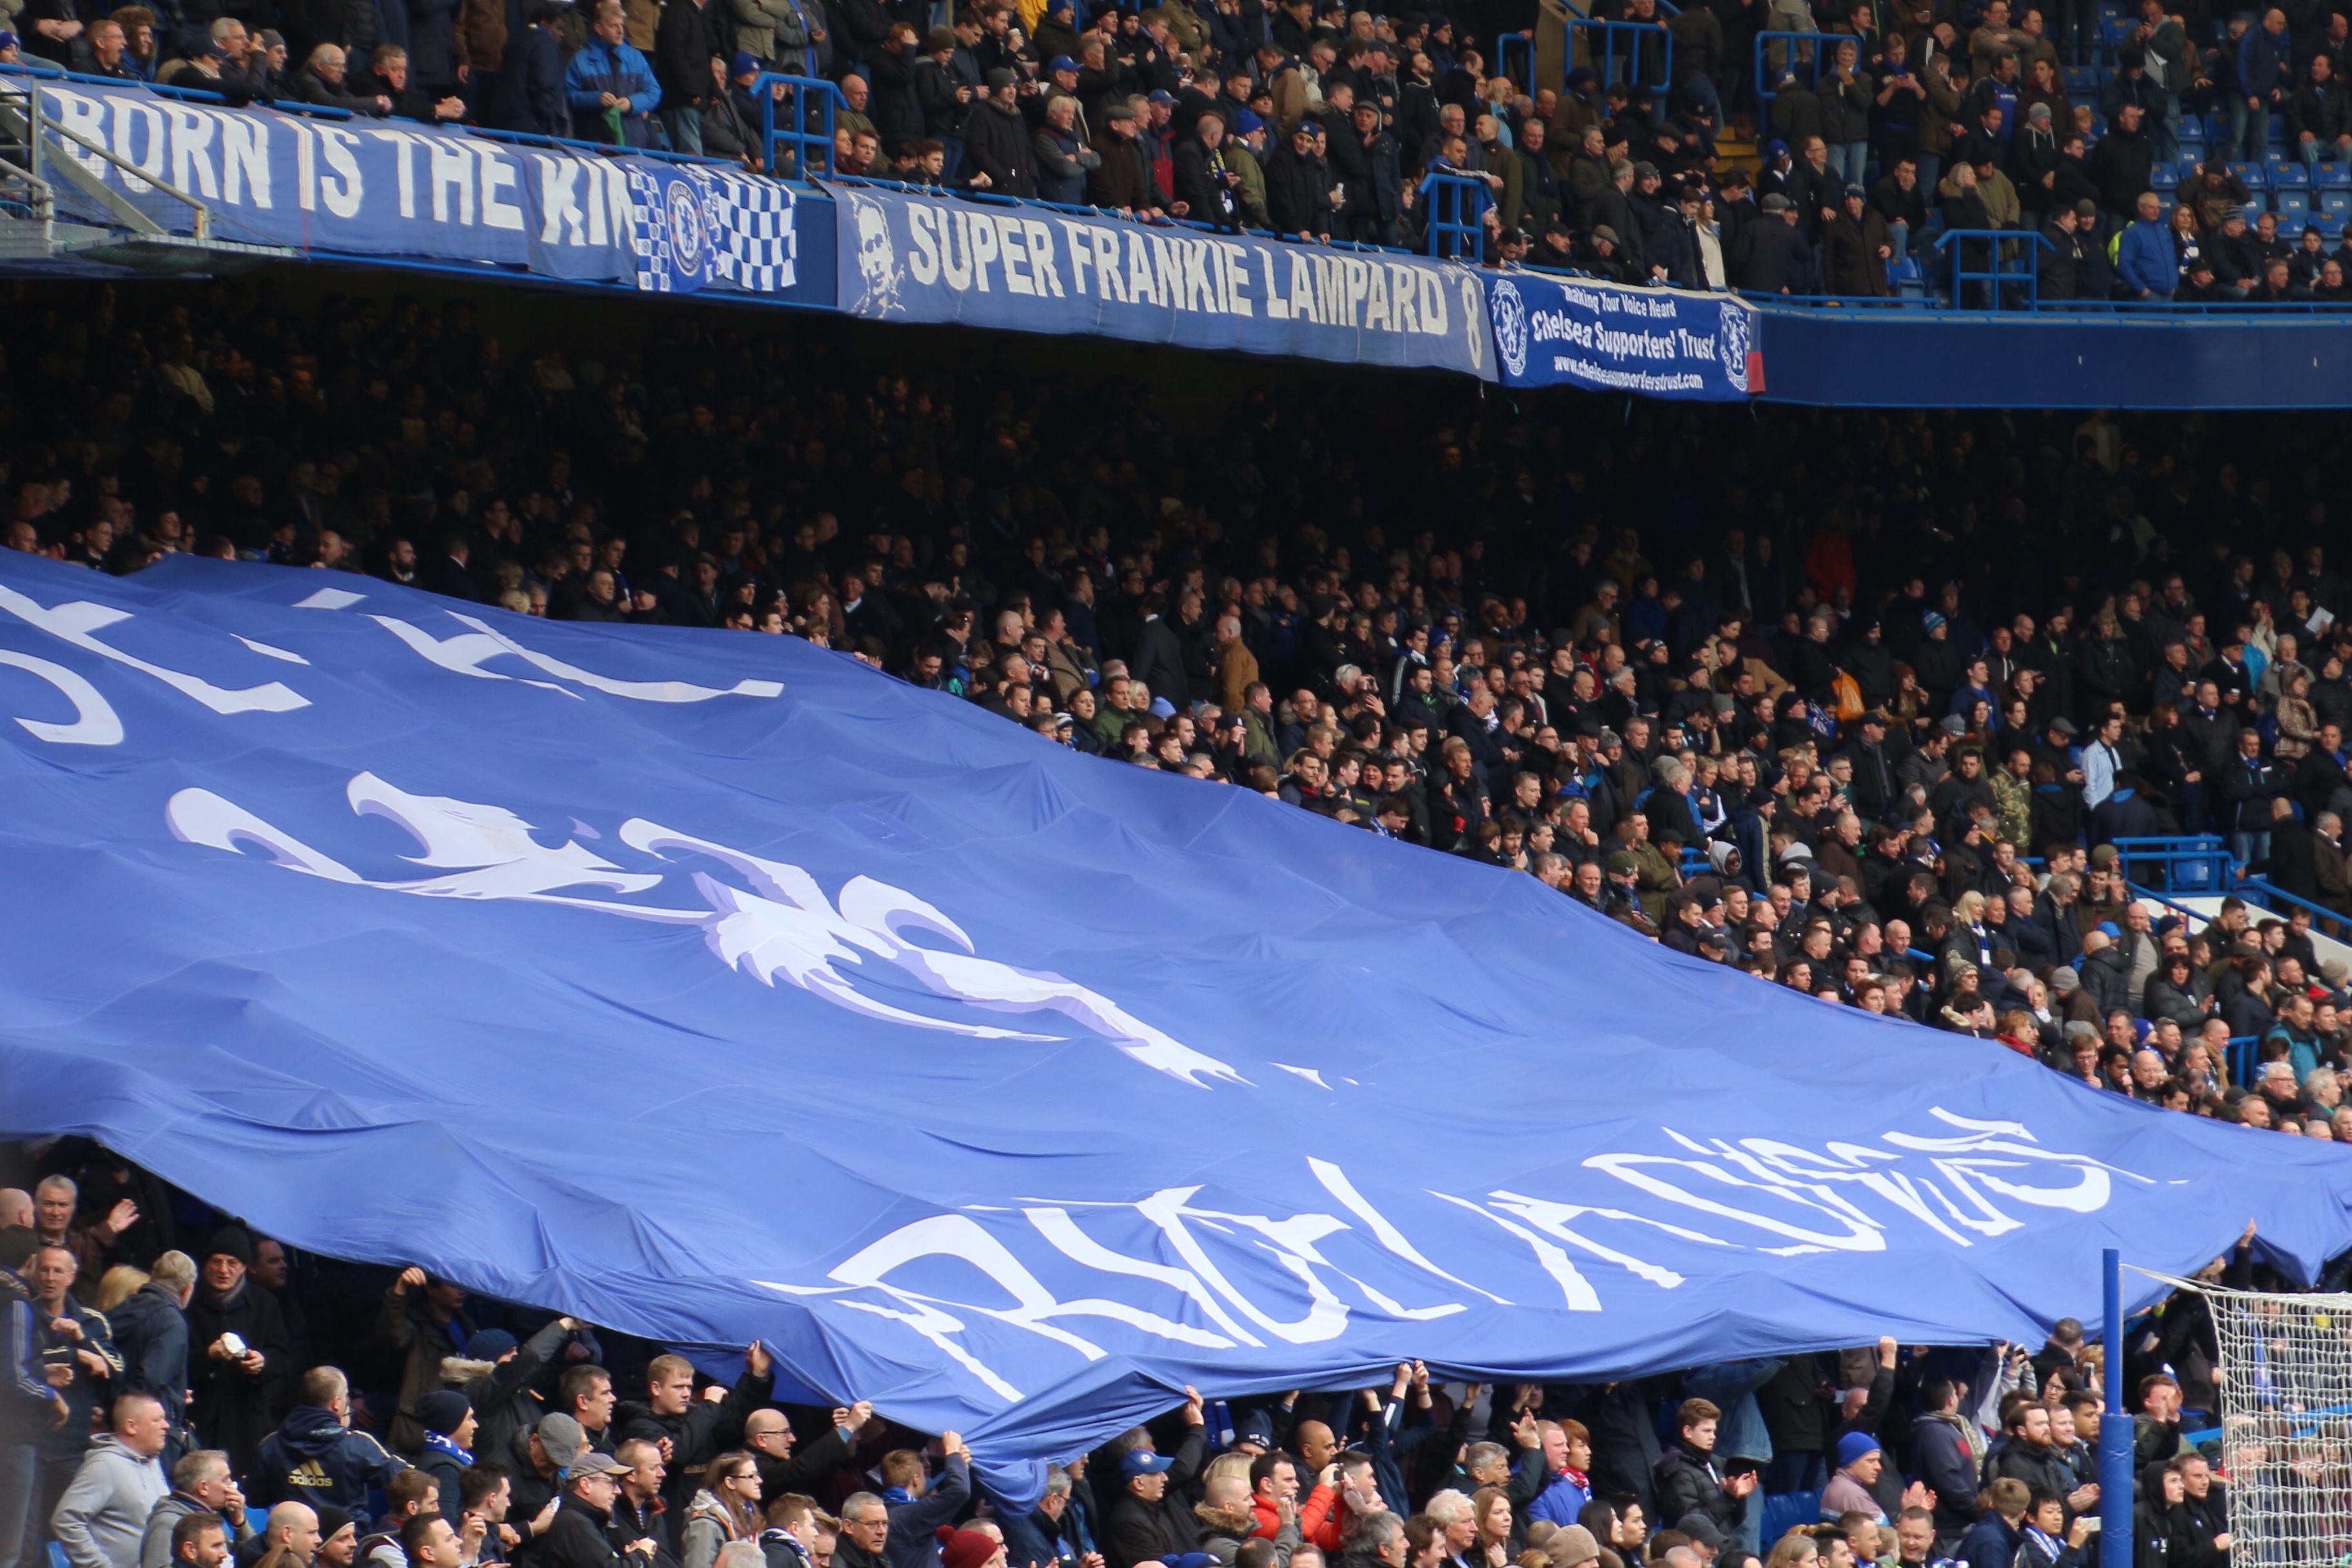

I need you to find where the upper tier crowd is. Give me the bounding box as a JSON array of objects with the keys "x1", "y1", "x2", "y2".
[{"x1": 9, "y1": 0, "x2": 2350, "y2": 298}]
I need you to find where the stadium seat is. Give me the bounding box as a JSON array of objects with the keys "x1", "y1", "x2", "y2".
[
  {"x1": 2320, "y1": 188, "x2": 2352, "y2": 222},
  {"x1": 2064, "y1": 64, "x2": 2098, "y2": 93},
  {"x1": 2242, "y1": 190, "x2": 2269, "y2": 214},
  {"x1": 1762, "y1": 1494, "x2": 1825, "y2": 1542},
  {"x1": 2316, "y1": 161, "x2": 2352, "y2": 187},
  {"x1": 2231, "y1": 161, "x2": 2270, "y2": 188},
  {"x1": 2276, "y1": 189, "x2": 2311, "y2": 220},
  {"x1": 2270, "y1": 161, "x2": 2310, "y2": 188}
]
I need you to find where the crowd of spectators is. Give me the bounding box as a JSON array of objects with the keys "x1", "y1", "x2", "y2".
[
  {"x1": 12, "y1": 276, "x2": 2352, "y2": 1123},
  {"x1": 0, "y1": 1145, "x2": 2273, "y2": 1568},
  {"x1": 12, "y1": 0, "x2": 2351, "y2": 301}
]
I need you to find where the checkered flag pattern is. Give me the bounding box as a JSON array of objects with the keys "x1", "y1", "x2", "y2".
[{"x1": 706, "y1": 172, "x2": 796, "y2": 294}]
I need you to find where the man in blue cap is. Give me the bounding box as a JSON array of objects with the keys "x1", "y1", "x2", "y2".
[{"x1": 1105, "y1": 1388, "x2": 1208, "y2": 1568}]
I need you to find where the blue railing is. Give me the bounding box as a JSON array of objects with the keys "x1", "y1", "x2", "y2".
[
  {"x1": 754, "y1": 72, "x2": 844, "y2": 181},
  {"x1": 1421, "y1": 170, "x2": 1490, "y2": 261},
  {"x1": 2111, "y1": 835, "x2": 2231, "y2": 892},
  {"x1": 1929, "y1": 226, "x2": 2053, "y2": 309},
  {"x1": 1753, "y1": 29, "x2": 1825, "y2": 102},
  {"x1": 1567, "y1": 19, "x2": 1672, "y2": 95},
  {"x1": 1496, "y1": 34, "x2": 1538, "y2": 93}
]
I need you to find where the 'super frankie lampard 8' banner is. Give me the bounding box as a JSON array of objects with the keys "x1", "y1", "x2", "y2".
[
  {"x1": 832, "y1": 181, "x2": 1496, "y2": 377},
  {"x1": 34, "y1": 77, "x2": 807, "y2": 299},
  {"x1": 1484, "y1": 268, "x2": 1764, "y2": 399}
]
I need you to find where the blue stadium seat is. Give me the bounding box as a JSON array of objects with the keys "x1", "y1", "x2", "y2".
[
  {"x1": 2231, "y1": 161, "x2": 2271, "y2": 188},
  {"x1": 2270, "y1": 113, "x2": 2289, "y2": 145},
  {"x1": 2321, "y1": 188, "x2": 2352, "y2": 222},
  {"x1": 2179, "y1": 156, "x2": 2207, "y2": 182},
  {"x1": 49, "y1": 1546, "x2": 70, "y2": 1568},
  {"x1": 2317, "y1": 161, "x2": 2352, "y2": 187},
  {"x1": 2271, "y1": 161, "x2": 2310, "y2": 187},
  {"x1": 2242, "y1": 189, "x2": 2270, "y2": 214},
  {"x1": 2277, "y1": 212, "x2": 2307, "y2": 236},
  {"x1": 1762, "y1": 1494, "x2": 1825, "y2": 1543},
  {"x1": 2064, "y1": 64, "x2": 2098, "y2": 93}
]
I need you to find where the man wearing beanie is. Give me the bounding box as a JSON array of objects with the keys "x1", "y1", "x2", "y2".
[
  {"x1": 257, "y1": 1368, "x2": 406, "y2": 1533},
  {"x1": 934, "y1": 1527, "x2": 1003, "y2": 1568},
  {"x1": 1820, "y1": 1433, "x2": 1891, "y2": 1524},
  {"x1": 414, "y1": 1391, "x2": 477, "y2": 1526},
  {"x1": 186, "y1": 1228, "x2": 295, "y2": 1485},
  {"x1": 316, "y1": 1508, "x2": 359, "y2": 1568}
]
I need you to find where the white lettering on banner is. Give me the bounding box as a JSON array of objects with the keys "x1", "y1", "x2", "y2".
[
  {"x1": 536, "y1": 154, "x2": 585, "y2": 243},
  {"x1": 479, "y1": 146, "x2": 524, "y2": 231},
  {"x1": 317, "y1": 127, "x2": 364, "y2": 217},
  {"x1": 372, "y1": 126, "x2": 424, "y2": 219},
  {"x1": 223, "y1": 114, "x2": 270, "y2": 206},
  {"x1": 430, "y1": 137, "x2": 474, "y2": 225},
  {"x1": 162, "y1": 105, "x2": 217, "y2": 199},
  {"x1": 735, "y1": 1123, "x2": 2159, "y2": 1403},
  {"x1": 968, "y1": 208, "x2": 998, "y2": 289},
  {"x1": 0, "y1": 582, "x2": 307, "y2": 715},
  {"x1": 1025, "y1": 219, "x2": 1063, "y2": 296},
  {"x1": 48, "y1": 90, "x2": 108, "y2": 181},
  {"x1": 907, "y1": 202, "x2": 941, "y2": 283},
  {"x1": 0, "y1": 649, "x2": 124, "y2": 745},
  {"x1": 110, "y1": 96, "x2": 165, "y2": 194}
]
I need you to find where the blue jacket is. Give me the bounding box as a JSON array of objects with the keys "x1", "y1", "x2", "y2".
[
  {"x1": 256, "y1": 1405, "x2": 407, "y2": 1523},
  {"x1": 2118, "y1": 218, "x2": 2175, "y2": 296},
  {"x1": 2237, "y1": 24, "x2": 2286, "y2": 101},
  {"x1": 565, "y1": 35, "x2": 661, "y2": 145},
  {"x1": 1958, "y1": 1513, "x2": 2022, "y2": 1568}
]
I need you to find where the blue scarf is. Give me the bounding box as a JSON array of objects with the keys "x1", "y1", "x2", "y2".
[{"x1": 424, "y1": 1432, "x2": 475, "y2": 1467}]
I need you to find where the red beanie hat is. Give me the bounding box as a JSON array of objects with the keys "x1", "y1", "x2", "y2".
[{"x1": 937, "y1": 1527, "x2": 998, "y2": 1568}]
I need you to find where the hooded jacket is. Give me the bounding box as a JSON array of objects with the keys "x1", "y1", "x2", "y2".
[
  {"x1": 107, "y1": 1282, "x2": 190, "y2": 1429},
  {"x1": 52, "y1": 1432, "x2": 170, "y2": 1568},
  {"x1": 258, "y1": 1405, "x2": 408, "y2": 1517}
]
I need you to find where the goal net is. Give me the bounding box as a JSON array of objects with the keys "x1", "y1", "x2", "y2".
[{"x1": 2197, "y1": 1282, "x2": 2352, "y2": 1568}]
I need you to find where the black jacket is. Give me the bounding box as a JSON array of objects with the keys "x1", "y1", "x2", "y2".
[
  {"x1": 1265, "y1": 144, "x2": 1335, "y2": 236},
  {"x1": 541, "y1": 1497, "x2": 627, "y2": 1568},
  {"x1": 654, "y1": 0, "x2": 724, "y2": 106},
  {"x1": 962, "y1": 98, "x2": 1038, "y2": 195},
  {"x1": 1652, "y1": 1441, "x2": 1744, "y2": 1536},
  {"x1": 107, "y1": 1283, "x2": 191, "y2": 1429},
  {"x1": 614, "y1": 1367, "x2": 775, "y2": 1517},
  {"x1": 186, "y1": 1279, "x2": 296, "y2": 1480},
  {"x1": 1127, "y1": 615, "x2": 1190, "y2": 708},
  {"x1": 257, "y1": 1405, "x2": 407, "y2": 1515}
]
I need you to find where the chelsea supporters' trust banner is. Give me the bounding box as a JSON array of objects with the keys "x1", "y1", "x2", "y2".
[
  {"x1": 1484, "y1": 269, "x2": 1764, "y2": 398},
  {"x1": 832, "y1": 181, "x2": 1495, "y2": 377},
  {"x1": 6, "y1": 552, "x2": 2351, "y2": 1498}
]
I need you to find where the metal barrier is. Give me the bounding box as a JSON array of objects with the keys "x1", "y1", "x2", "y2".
[
  {"x1": 1566, "y1": 18, "x2": 1673, "y2": 96},
  {"x1": 2235, "y1": 875, "x2": 2347, "y2": 932},
  {"x1": 2111, "y1": 835, "x2": 2232, "y2": 892},
  {"x1": 1420, "y1": 170, "x2": 1490, "y2": 261},
  {"x1": 754, "y1": 71, "x2": 846, "y2": 181},
  {"x1": 1753, "y1": 29, "x2": 1825, "y2": 102},
  {"x1": 1930, "y1": 226, "x2": 2052, "y2": 308},
  {"x1": 1496, "y1": 34, "x2": 1539, "y2": 93}
]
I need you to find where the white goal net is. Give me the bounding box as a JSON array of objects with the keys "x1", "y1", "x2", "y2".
[{"x1": 2200, "y1": 1283, "x2": 2352, "y2": 1568}]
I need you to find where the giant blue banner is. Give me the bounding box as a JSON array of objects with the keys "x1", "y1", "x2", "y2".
[
  {"x1": 1483, "y1": 268, "x2": 1763, "y2": 399},
  {"x1": 31, "y1": 77, "x2": 818, "y2": 303},
  {"x1": 832, "y1": 181, "x2": 1494, "y2": 376},
  {"x1": 1, "y1": 552, "x2": 2347, "y2": 1493}
]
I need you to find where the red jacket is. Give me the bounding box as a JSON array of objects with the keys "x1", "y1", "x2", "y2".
[{"x1": 1250, "y1": 1484, "x2": 1342, "y2": 1552}]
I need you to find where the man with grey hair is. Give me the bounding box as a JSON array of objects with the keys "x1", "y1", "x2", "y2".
[
  {"x1": 1345, "y1": 1512, "x2": 1407, "y2": 1568},
  {"x1": 143, "y1": 1450, "x2": 257, "y2": 1568}
]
